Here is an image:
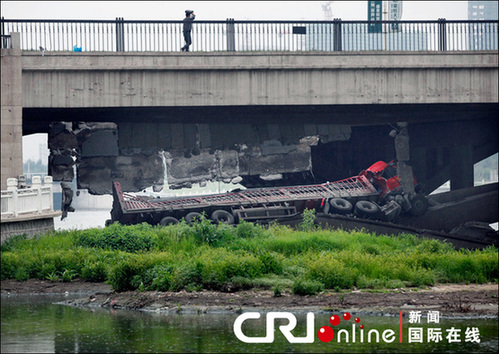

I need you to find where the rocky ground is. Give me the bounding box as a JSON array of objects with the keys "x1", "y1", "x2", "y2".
[{"x1": 1, "y1": 279, "x2": 497, "y2": 317}]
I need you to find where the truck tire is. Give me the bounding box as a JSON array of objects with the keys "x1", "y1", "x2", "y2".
[
  {"x1": 329, "y1": 198, "x2": 353, "y2": 215},
  {"x1": 185, "y1": 212, "x2": 203, "y2": 224},
  {"x1": 409, "y1": 194, "x2": 428, "y2": 216},
  {"x1": 211, "y1": 210, "x2": 235, "y2": 224},
  {"x1": 159, "y1": 216, "x2": 179, "y2": 226},
  {"x1": 354, "y1": 200, "x2": 380, "y2": 219}
]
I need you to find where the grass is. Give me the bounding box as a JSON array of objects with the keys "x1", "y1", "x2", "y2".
[{"x1": 1, "y1": 215, "x2": 497, "y2": 295}]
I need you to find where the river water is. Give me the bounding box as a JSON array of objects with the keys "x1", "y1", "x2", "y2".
[
  {"x1": 1, "y1": 294, "x2": 498, "y2": 353},
  {"x1": 44, "y1": 207, "x2": 499, "y2": 353}
]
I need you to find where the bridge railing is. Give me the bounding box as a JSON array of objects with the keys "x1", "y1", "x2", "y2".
[
  {"x1": 1, "y1": 18, "x2": 497, "y2": 52},
  {"x1": 1, "y1": 176, "x2": 55, "y2": 218}
]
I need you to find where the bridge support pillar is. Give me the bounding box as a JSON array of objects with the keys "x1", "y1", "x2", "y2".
[
  {"x1": 1, "y1": 33, "x2": 23, "y2": 190},
  {"x1": 450, "y1": 143, "x2": 474, "y2": 191}
]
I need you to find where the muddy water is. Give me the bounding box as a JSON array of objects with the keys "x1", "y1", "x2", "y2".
[{"x1": 1, "y1": 294, "x2": 497, "y2": 353}]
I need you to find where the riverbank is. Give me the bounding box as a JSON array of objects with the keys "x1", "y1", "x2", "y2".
[{"x1": 2, "y1": 279, "x2": 497, "y2": 318}]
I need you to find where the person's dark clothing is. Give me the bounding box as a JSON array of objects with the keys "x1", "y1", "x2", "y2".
[
  {"x1": 60, "y1": 182, "x2": 75, "y2": 220},
  {"x1": 183, "y1": 14, "x2": 195, "y2": 31},
  {"x1": 183, "y1": 31, "x2": 192, "y2": 51},
  {"x1": 182, "y1": 14, "x2": 195, "y2": 51}
]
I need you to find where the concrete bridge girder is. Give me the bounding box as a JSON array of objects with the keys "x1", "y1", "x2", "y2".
[
  {"x1": 20, "y1": 52, "x2": 498, "y2": 109},
  {"x1": 2, "y1": 49, "x2": 498, "y2": 193}
]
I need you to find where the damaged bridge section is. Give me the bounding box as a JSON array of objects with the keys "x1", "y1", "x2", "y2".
[
  {"x1": 17, "y1": 50, "x2": 497, "y2": 195},
  {"x1": 49, "y1": 122, "x2": 164, "y2": 194},
  {"x1": 48, "y1": 120, "x2": 351, "y2": 194}
]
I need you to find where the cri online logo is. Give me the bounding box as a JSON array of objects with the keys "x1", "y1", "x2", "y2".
[
  {"x1": 234, "y1": 312, "x2": 397, "y2": 344},
  {"x1": 318, "y1": 312, "x2": 365, "y2": 342}
]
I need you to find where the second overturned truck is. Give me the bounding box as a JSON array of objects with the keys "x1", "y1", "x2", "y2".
[{"x1": 110, "y1": 160, "x2": 429, "y2": 226}]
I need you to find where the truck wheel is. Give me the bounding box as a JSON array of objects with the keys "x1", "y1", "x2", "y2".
[
  {"x1": 159, "y1": 216, "x2": 179, "y2": 226},
  {"x1": 354, "y1": 200, "x2": 380, "y2": 219},
  {"x1": 409, "y1": 195, "x2": 428, "y2": 216},
  {"x1": 329, "y1": 198, "x2": 353, "y2": 215},
  {"x1": 185, "y1": 212, "x2": 203, "y2": 224},
  {"x1": 211, "y1": 210, "x2": 235, "y2": 225}
]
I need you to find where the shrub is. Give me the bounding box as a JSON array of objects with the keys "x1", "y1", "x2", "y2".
[
  {"x1": 299, "y1": 209, "x2": 317, "y2": 232},
  {"x1": 435, "y1": 250, "x2": 498, "y2": 284},
  {"x1": 74, "y1": 223, "x2": 155, "y2": 253},
  {"x1": 46, "y1": 271, "x2": 60, "y2": 282},
  {"x1": 169, "y1": 261, "x2": 204, "y2": 291},
  {"x1": 252, "y1": 276, "x2": 293, "y2": 290},
  {"x1": 1, "y1": 253, "x2": 20, "y2": 279},
  {"x1": 236, "y1": 221, "x2": 268, "y2": 239},
  {"x1": 145, "y1": 264, "x2": 174, "y2": 292},
  {"x1": 273, "y1": 286, "x2": 282, "y2": 297},
  {"x1": 0, "y1": 234, "x2": 28, "y2": 252},
  {"x1": 81, "y1": 262, "x2": 108, "y2": 282},
  {"x1": 198, "y1": 248, "x2": 264, "y2": 289},
  {"x1": 155, "y1": 221, "x2": 196, "y2": 252},
  {"x1": 36, "y1": 262, "x2": 58, "y2": 280},
  {"x1": 60, "y1": 269, "x2": 76, "y2": 282},
  {"x1": 14, "y1": 267, "x2": 30, "y2": 281},
  {"x1": 228, "y1": 276, "x2": 254, "y2": 291},
  {"x1": 108, "y1": 254, "x2": 156, "y2": 291},
  {"x1": 258, "y1": 251, "x2": 284, "y2": 274},
  {"x1": 1, "y1": 222, "x2": 497, "y2": 294},
  {"x1": 307, "y1": 254, "x2": 357, "y2": 289},
  {"x1": 292, "y1": 278, "x2": 323, "y2": 295},
  {"x1": 406, "y1": 267, "x2": 436, "y2": 287},
  {"x1": 191, "y1": 216, "x2": 221, "y2": 245},
  {"x1": 260, "y1": 232, "x2": 347, "y2": 256},
  {"x1": 415, "y1": 239, "x2": 453, "y2": 254},
  {"x1": 361, "y1": 244, "x2": 382, "y2": 256},
  {"x1": 356, "y1": 276, "x2": 385, "y2": 289}
]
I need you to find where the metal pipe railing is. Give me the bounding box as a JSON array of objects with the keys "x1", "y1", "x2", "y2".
[{"x1": 1, "y1": 18, "x2": 497, "y2": 52}]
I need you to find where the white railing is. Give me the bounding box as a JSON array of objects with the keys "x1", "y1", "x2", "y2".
[{"x1": 1, "y1": 176, "x2": 54, "y2": 218}]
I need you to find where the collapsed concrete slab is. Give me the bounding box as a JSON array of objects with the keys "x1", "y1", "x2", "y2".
[
  {"x1": 77, "y1": 154, "x2": 164, "y2": 195},
  {"x1": 48, "y1": 122, "x2": 164, "y2": 194},
  {"x1": 48, "y1": 122, "x2": 78, "y2": 182},
  {"x1": 163, "y1": 141, "x2": 312, "y2": 189},
  {"x1": 48, "y1": 121, "x2": 352, "y2": 194}
]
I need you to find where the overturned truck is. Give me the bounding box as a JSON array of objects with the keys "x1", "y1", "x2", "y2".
[{"x1": 109, "y1": 160, "x2": 428, "y2": 226}]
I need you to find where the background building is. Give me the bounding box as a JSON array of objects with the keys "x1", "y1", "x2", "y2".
[
  {"x1": 468, "y1": 1, "x2": 498, "y2": 20},
  {"x1": 467, "y1": 1, "x2": 498, "y2": 50}
]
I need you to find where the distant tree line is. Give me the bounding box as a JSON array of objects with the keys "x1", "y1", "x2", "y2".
[{"x1": 22, "y1": 159, "x2": 48, "y2": 184}]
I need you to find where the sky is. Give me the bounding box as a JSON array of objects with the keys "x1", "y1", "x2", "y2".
[
  {"x1": 1, "y1": 1, "x2": 469, "y2": 21},
  {"x1": 2, "y1": 1, "x2": 470, "y2": 162}
]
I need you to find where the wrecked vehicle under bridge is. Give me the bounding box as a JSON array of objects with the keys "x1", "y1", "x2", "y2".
[
  {"x1": 47, "y1": 120, "x2": 498, "y2": 248},
  {"x1": 109, "y1": 169, "x2": 498, "y2": 250},
  {"x1": 109, "y1": 160, "x2": 428, "y2": 227}
]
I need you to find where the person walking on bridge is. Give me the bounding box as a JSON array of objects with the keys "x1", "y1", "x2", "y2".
[{"x1": 181, "y1": 10, "x2": 195, "y2": 52}]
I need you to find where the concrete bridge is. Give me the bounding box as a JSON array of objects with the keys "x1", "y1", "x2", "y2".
[{"x1": 2, "y1": 33, "x2": 498, "y2": 199}]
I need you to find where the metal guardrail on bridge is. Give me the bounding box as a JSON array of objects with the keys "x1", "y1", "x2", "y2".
[{"x1": 1, "y1": 18, "x2": 497, "y2": 52}]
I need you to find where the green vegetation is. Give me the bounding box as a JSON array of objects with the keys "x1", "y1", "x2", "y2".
[{"x1": 1, "y1": 215, "x2": 497, "y2": 295}]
